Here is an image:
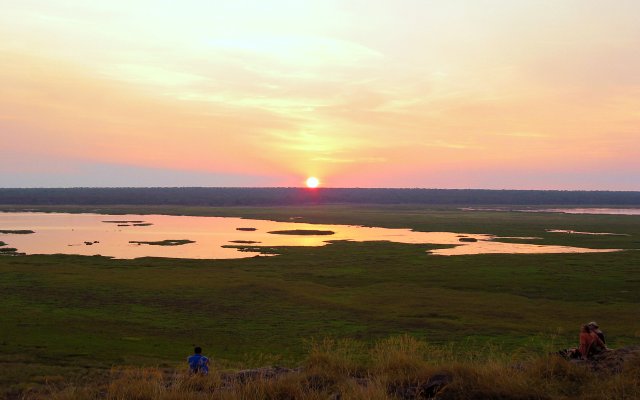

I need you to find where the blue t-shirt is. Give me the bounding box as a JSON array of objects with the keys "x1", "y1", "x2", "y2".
[{"x1": 187, "y1": 354, "x2": 209, "y2": 374}]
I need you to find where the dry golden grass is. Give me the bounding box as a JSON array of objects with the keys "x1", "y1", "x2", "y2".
[{"x1": 24, "y1": 335, "x2": 640, "y2": 400}]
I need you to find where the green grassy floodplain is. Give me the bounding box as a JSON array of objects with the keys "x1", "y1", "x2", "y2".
[{"x1": 1, "y1": 205, "x2": 639, "y2": 397}]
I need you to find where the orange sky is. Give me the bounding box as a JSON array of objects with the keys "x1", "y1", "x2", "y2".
[{"x1": 1, "y1": 1, "x2": 639, "y2": 189}]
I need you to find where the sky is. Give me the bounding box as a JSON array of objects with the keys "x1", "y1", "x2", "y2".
[{"x1": 1, "y1": 0, "x2": 639, "y2": 189}]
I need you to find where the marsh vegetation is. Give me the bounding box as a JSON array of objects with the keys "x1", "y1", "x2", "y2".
[
  {"x1": 0, "y1": 229, "x2": 35, "y2": 234},
  {"x1": 129, "y1": 239, "x2": 195, "y2": 246},
  {"x1": 267, "y1": 229, "x2": 335, "y2": 235}
]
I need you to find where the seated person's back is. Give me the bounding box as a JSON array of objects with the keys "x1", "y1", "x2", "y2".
[
  {"x1": 579, "y1": 324, "x2": 606, "y2": 359},
  {"x1": 188, "y1": 346, "x2": 210, "y2": 374}
]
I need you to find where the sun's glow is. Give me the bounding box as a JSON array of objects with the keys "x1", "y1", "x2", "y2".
[{"x1": 306, "y1": 177, "x2": 319, "y2": 188}]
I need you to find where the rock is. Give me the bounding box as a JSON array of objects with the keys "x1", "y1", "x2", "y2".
[
  {"x1": 387, "y1": 374, "x2": 452, "y2": 400},
  {"x1": 225, "y1": 366, "x2": 298, "y2": 383},
  {"x1": 559, "y1": 345, "x2": 640, "y2": 373},
  {"x1": 387, "y1": 373, "x2": 452, "y2": 399},
  {"x1": 422, "y1": 374, "x2": 452, "y2": 398},
  {"x1": 588, "y1": 346, "x2": 640, "y2": 373}
]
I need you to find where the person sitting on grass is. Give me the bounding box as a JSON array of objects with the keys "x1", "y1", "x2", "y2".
[
  {"x1": 587, "y1": 321, "x2": 608, "y2": 348},
  {"x1": 188, "y1": 346, "x2": 210, "y2": 375},
  {"x1": 579, "y1": 324, "x2": 606, "y2": 360}
]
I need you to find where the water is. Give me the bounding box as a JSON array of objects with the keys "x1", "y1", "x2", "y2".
[
  {"x1": 0, "y1": 212, "x2": 620, "y2": 259},
  {"x1": 461, "y1": 207, "x2": 640, "y2": 215},
  {"x1": 546, "y1": 229, "x2": 629, "y2": 236},
  {"x1": 522, "y1": 208, "x2": 640, "y2": 215}
]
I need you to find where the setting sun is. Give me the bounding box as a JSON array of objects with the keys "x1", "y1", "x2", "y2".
[{"x1": 306, "y1": 177, "x2": 320, "y2": 188}]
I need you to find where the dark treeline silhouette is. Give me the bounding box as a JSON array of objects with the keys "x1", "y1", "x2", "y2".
[{"x1": 0, "y1": 188, "x2": 639, "y2": 206}]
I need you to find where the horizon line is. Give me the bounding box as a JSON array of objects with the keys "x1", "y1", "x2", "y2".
[{"x1": 1, "y1": 186, "x2": 639, "y2": 193}]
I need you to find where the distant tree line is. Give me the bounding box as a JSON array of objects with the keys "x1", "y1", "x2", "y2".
[{"x1": 0, "y1": 187, "x2": 639, "y2": 206}]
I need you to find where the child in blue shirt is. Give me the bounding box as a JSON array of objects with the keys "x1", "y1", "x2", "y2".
[{"x1": 187, "y1": 346, "x2": 210, "y2": 374}]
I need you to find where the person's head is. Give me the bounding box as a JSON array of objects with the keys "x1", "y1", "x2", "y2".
[
  {"x1": 587, "y1": 321, "x2": 599, "y2": 330},
  {"x1": 194, "y1": 346, "x2": 202, "y2": 354},
  {"x1": 581, "y1": 324, "x2": 591, "y2": 333}
]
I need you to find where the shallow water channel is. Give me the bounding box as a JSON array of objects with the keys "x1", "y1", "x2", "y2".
[{"x1": 0, "y1": 212, "x2": 620, "y2": 259}]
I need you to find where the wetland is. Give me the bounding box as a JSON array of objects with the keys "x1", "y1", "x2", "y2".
[{"x1": 1, "y1": 204, "x2": 639, "y2": 397}]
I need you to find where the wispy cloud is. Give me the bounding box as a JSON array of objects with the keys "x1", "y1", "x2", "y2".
[
  {"x1": 422, "y1": 140, "x2": 477, "y2": 150},
  {"x1": 493, "y1": 132, "x2": 549, "y2": 138},
  {"x1": 311, "y1": 156, "x2": 386, "y2": 164}
]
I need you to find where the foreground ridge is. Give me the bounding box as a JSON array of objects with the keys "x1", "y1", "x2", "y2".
[{"x1": 16, "y1": 342, "x2": 640, "y2": 400}]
